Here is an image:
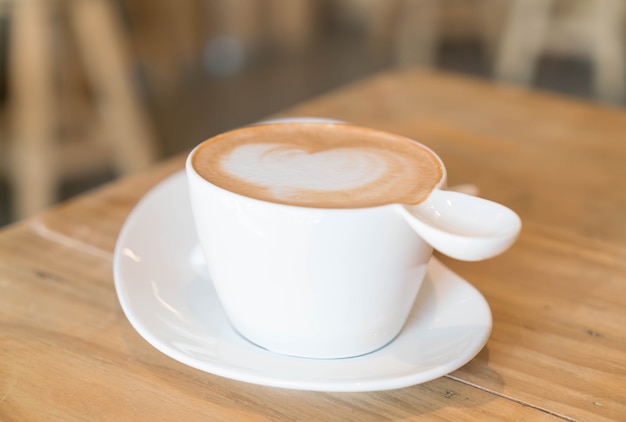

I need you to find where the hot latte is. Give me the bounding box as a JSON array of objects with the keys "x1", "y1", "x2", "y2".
[{"x1": 191, "y1": 123, "x2": 443, "y2": 208}]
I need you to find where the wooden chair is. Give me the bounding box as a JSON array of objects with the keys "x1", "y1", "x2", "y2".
[
  {"x1": 495, "y1": 0, "x2": 626, "y2": 103},
  {"x1": 1, "y1": 0, "x2": 157, "y2": 219},
  {"x1": 364, "y1": 0, "x2": 506, "y2": 66}
]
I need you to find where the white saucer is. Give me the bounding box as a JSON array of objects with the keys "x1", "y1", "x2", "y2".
[{"x1": 113, "y1": 171, "x2": 492, "y2": 392}]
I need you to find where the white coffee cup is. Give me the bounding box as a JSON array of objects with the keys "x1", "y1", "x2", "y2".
[{"x1": 186, "y1": 119, "x2": 520, "y2": 359}]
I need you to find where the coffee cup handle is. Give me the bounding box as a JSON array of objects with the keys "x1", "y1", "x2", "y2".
[{"x1": 395, "y1": 189, "x2": 521, "y2": 261}]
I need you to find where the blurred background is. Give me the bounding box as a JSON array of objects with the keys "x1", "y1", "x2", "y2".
[{"x1": 0, "y1": 0, "x2": 624, "y2": 227}]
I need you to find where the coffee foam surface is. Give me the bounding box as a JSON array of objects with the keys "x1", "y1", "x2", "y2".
[
  {"x1": 221, "y1": 143, "x2": 388, "y2": 201},
  {"x1": 192, "y1": 123, "x2": 443, "y2": 208}
]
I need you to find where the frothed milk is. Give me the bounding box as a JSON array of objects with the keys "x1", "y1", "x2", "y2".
[{"x1": 192, "y1": 123, "x2": 443, "y2": 208}]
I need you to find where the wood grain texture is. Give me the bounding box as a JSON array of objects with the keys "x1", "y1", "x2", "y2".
[
  {"x1": 0, "y1": 229, "x2": 559, "y2": 421},
  {"x1": 2, "y1": 69, "x2": 625, "y2": 420}
]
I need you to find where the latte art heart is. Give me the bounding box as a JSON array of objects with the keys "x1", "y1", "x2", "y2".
[
  {"x1": 192, "y1": 123, "x2": 443, "y2": 208},
  {"x1": 221, "y1": 144, "x2": 388, "y2": 200}
]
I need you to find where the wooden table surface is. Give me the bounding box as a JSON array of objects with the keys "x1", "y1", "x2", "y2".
[{"x1": 2, "y1": 69, "x2": 625, "y2": 421}]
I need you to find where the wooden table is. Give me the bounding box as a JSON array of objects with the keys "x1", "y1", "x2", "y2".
[{"x1": 2, "y1": 69, "x2": 625, "y2": 421}]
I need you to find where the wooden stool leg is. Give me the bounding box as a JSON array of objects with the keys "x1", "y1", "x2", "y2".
[
  {"x1": 68, "y1": 0, "x2": 156, "y2": 175},
  {"x1": 591, "y1": 0, "x2": 625, "y2": 103},
  {"x1": 365, "y1": 0, "x2": 400, "y2": 58},
  {"x1": 494, "y1": 0, "x2": 554, "y2": 84},
  {"x1": 9, "y1": 0, "x2": 58, "y2": 218},
  {"x1": 478, "y1": 0, "x2": 510, "y2": 58},
  {"x1": 395, "y1": 0, "x2": 440, "y2": 67}
]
